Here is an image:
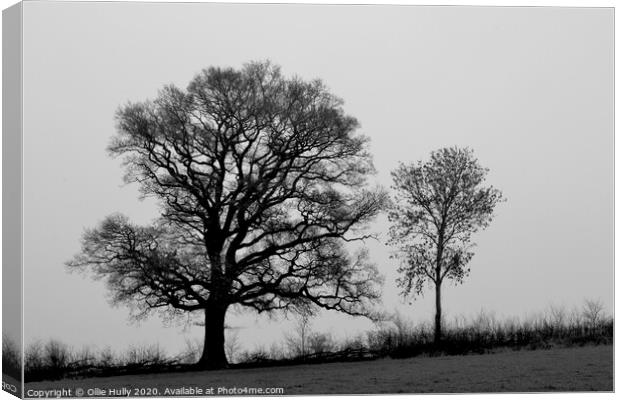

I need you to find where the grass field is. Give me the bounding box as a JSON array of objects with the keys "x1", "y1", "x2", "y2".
[{"x1": 25, "y1": 345, "x2": 612, "y2": 396}]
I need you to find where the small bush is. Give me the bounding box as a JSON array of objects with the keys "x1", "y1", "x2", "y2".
[
  {"x1": 124, "y1": 344, "x2": 166, "y2": 366},
  {"x1": 24, "y1": 340, "x2": 177, "y2": 382},
  {"x1": 307, "y1": 333, "x2": 335, "y2": 354},
  {"x1": 98, "y1": 346, "x2": 116, "y2": 368},
  {"x1": 44, "y1": 340, "x2": 69, "y2": 372},
  {"x1": 238, "y1": 346, "x2": 271, "y2": 364}
]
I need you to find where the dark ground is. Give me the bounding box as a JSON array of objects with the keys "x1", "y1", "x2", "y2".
[{"x1": 25, "y1": 345, "x2": 613, "y2": 396}]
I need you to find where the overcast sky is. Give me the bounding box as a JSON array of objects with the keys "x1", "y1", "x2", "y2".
[{"x1": 21, "y1": 3, "x2": 612, "y2": 356}]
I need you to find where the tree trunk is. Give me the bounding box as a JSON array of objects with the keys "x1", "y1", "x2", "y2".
[
  {"x1": 434, "y1": 282, "x2": 442, "y2": 345},
  {"x1": 197, "y1": 303, "x2": 228, "y2": 369},
  {"x1": 435, "y1": 228, "x2": 445, "y2": 347}
]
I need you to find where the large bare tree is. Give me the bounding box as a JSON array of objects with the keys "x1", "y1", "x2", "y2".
[
  {"x1": 68, "y1": 61, "x2": 386, "y2": 369},
  {"x1": 388, "y1": 147, "x2": 504, "y2": 345}
]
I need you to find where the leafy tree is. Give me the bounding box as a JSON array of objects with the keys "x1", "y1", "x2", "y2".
[
  {"x1": 68, "y1": 61, "x2": 386, "y2": 369},
  {"x1": 388, "y1": 147, "x2": 504, "y2": 344}
]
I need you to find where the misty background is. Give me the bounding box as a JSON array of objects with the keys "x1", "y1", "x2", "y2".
[{"x1": 21, "y1": 3, "x2": 612, "y2": 356}]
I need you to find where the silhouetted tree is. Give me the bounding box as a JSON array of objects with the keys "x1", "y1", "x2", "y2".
[
  {"x1": 582, "y1": 299, "x2": 605, "y2": 328},
  {"x1": 388, "y1": 147, "x2": 504, "y2": 345},
  {"x1": 68, "y1": 61, "x2": 386, "y2": 369},
  {"x1": 285, "y1": 311, "x2": 312, "y2": 358}
]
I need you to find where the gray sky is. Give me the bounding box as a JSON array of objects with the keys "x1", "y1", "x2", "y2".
[{"x1": 21, "y1": 3, "x2": 613, "y2": 356}]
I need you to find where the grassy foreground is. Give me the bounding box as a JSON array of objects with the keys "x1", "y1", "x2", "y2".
[{"x1": 26, "y1": 345, "x2": 612, "y2": 395}]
